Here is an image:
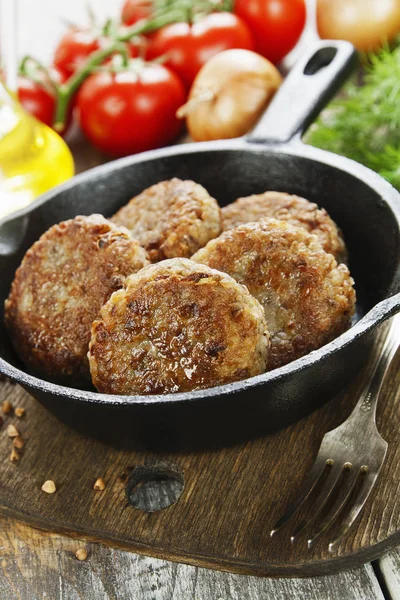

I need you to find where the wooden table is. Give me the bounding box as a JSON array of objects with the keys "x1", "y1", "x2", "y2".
[
  {"x1": 0, "y1": 517, "x2": 394, "y2": 600},
  {"x1": 2, "y1": 1, "x2": 399, "y2": 597}
]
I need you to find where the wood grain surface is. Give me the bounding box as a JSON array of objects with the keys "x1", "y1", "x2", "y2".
[
  {"x1": 379, "y1": 549, "x2": 400, "y2": 600},
  {"x1": 0, "y1": 519, "x2": 386, "y2": 600},
  {"x1": 0, "y1": 326, "x2": 399, "y2": 578}
]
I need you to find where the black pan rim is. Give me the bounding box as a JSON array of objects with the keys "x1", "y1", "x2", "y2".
[
  {"x1": 2, "y1": 136, "x2": 400, "y2": 229},
  {"x1": 1, "y1": 137, "x2": 400, "y2": 407}
]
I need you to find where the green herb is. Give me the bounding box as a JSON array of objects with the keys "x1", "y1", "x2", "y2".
[{"x1": 306, "y1": 45, "x2": 400, "y2": 190}]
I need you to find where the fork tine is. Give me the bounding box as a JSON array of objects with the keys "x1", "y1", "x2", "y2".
[
  {"x1": 328, "y1": 470, "x2": 379, "y2": 553},
  {"x1": 270, "y1": 455, "x2": 329, "y2": 537},
  {"x1": 290, "y1": 461, "x2": 344, "y2": 542},
  {"x1": 307, "y1": 464, "x2": 362, "y2": 548}
]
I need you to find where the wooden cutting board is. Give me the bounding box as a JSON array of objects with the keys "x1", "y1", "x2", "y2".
[
  {"x1": 0, "y1": 322, "x2": 399, "y2": 578},
  {"x1": 1, "y1": 138, "x2": 399, "y2": 578}
]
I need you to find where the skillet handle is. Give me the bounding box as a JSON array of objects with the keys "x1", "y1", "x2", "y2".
[{"x1": 247, "y1": 40, "x2": 357, "y2": 145}]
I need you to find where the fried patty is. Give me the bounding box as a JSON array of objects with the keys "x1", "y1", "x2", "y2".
[
  {"x1": 222, "y1": 191, "x2": 348, "y2": 264},
  {"x1": 112, "y1": 178, "x2": 222, "y2": 262},
  {"x1": 193, "y1": 219, "x2": 356, "y2": 370},
  {"x1": 89, "y1": 258, "x2": 269, "y2": 394},
  {"x1": 5, "y1": 215, "x2": 149, "y2": 384}
]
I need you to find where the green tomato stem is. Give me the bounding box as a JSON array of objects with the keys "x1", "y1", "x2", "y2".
[
  {"x1": 118, "y1": 8, "x2": 185, "y2": 41},
  {"x1": 53, "y1": 42, "x2": 121, "y2": 129},
  {"x1": 19, "y1": 55, "x2": 61, "y2": 100},
  {"x1": 19, "y1": 55, "x2": 59, "y2": 92}
]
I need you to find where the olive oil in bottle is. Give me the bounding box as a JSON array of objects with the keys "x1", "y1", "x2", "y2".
[{"x1": 0, "y1": 84, "x2": 74, "y2": 219}]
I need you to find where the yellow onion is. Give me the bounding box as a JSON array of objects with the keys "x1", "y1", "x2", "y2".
[
  {"x1": 177, "y1": 49, "x2": 282, "y2": 142},
  {"x1": 317, "y1": 0, "x2": 400, "y2": 52}
]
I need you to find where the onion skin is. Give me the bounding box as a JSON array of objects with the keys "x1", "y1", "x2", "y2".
[
  {"x1": 182, "y1": 49, "x2": 282, "y2": 142},
  {"x1": 317, "y1": 0, "x2": 400, "y2": 52}
]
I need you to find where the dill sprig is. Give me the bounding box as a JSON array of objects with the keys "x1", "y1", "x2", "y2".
[{"x1": 306, "y1": 45, "x2": 400, "y2": 190}]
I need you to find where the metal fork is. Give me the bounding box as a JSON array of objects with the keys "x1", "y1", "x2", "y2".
[{"x1": 270, "y1": 314, "x2": 400, "y2": 552}]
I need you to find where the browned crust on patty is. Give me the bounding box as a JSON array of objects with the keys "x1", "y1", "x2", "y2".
[
  {"x1": 112, "y1": 178, "x2": 222, "y2": 262},
  {"x1": 222, "y1": 191, "x2": 348, "y2": 264},
  {"x1": 193, "y1": 219, "x2": 356, "y2": 370},
  {"x1": 89, "y1": 258, "x2": 269, "y2": 394},
  {"x1": 4, "y1": 215, "x2": 149, "y2": 384}
]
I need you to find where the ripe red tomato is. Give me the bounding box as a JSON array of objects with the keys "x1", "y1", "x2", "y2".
[
  {"x1": 121, "y1": 0, "x2": 153, "y2": 26},
  {"x1": 146, "y1": 12, "x2": 255, "y2": 88},
  {"x1": 235, "y1": 0, "x2": 306, "y2": 64},
  {"x1": 18, "y1": 76, "x2": 56, "y2": 128},
  {"x1": 17, "y1": 68, "x2": 72, "y2": 134},
  {"x1": 53, "y1": 28, "x2": 102, "y2": 78},
  {"x1": 76, "y1": 63, "x2": 186, "y2": 157}
]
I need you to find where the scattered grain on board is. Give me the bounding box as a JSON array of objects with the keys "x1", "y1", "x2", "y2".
[
  {"x1": 93, "y1": 478, "x2": 106, "y2": 491},
  {"x1": 41, "y1": 480, "x2": 56, "y2": 494},
  {"x1": 75, "y1": 548, "x2": 88, "y2": 561},
  {"x1": 13, "y1": 436, "x2": 24, "y2": 449},
  {"x1": 7, "y1": 424, "x2": 19, "y2": 438},
  {"x1": 1, "y1": 400, "x2": 13, "y2": 414},
  {"x1": 10, "y1": 448, "x2": 20, "y2": 462}
]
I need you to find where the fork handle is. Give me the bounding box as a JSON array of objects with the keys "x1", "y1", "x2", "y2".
[{"x1": 351, "y1": 314, "x2": 400, "y2": 421}]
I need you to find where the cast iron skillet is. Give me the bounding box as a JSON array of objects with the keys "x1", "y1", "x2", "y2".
[{"x1": 1, "y1": 40, "x2": 400, "y2": 450}]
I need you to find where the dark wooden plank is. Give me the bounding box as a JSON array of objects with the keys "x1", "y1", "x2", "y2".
[
  {"x1": 0, "y1": 519, "x2": 385, "y2": 600},
  {"x1": 0, "y1": 335, "x2": 399, "y2": 577}
]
